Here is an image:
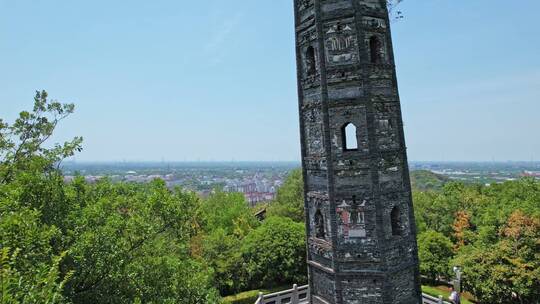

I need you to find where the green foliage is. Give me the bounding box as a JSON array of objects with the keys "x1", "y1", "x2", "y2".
[
  {"x1": 0, "y1": 91, "x2": 82, "y2": 184},
  {"x1": 0, "y1": 92, "x2": 220, "y2": 303},
  {"x1": 199, "y1": 191, "x2": 258, "y2": 236},
  {"x1": 413, "y1": 182, "x2": 486, "y2": 236},
  {"x1": 0, "y1": 248, "x2": 71, "y2": 304},
  {"x1": 222, "y1": 290, "x2": 260, "y2": 304},
  {"x1": 414, "y1": 179, "x2": 540, "y2": 304},
  {"x1": 197, "y1": 184, "x2": 307, "y2": 297},
  {"x1": 62, "y1": 179, "x2": 220, "y2": 303},
  {"x1": 453, "y1": 211, "x2": 540, "y2": 304},
  {"x1": 240, "y1": 217, "x2": 307, "y2": 291},
  {"x1": 267, "y1": 169, "x2": 304, "y2": 222},
  {"x1": 417, "y1": 230, "x2": 453, "y2": 281},
  {"x1": 197, "y1": 191, "x2": 259, "y2": 295},
  {"x1": 410, "y1": 170, "x2": 449, "y2": 191}
]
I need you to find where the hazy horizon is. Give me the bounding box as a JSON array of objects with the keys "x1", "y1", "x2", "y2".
[
  {"x1": 2, "y1": 0, "x2": 539, "y2": 162},
  {"x1": 60, "y1": 160, "x2": 540, "y2": 164}
]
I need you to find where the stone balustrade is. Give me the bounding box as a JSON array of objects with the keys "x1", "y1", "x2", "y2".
[
  {"x1": 255, "y1": 284, "x2": 309, "y2": 304},
  {"x1": 255, "y1": 285, "x2": 451, "y2": 304}
]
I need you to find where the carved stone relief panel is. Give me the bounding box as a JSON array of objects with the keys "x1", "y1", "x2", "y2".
[
  {"x1": 374, "y1": 102, "x2": 400, "y2": 151},
  {"x1": 323, "y1": 18, "x2": 359, "y2": 66},
  {"x1": 304, "y1": 107, "x2": 325, "y2": 156},
  {"x1": 336, "y1": 196, "x2": 370, "y2": 243},
  {"x1": 377, "y1": 155, "x2": 403, "y2": 192},
  {"x1": 362, "y1": 16, "x2": 387, "y2": 30},
  {"x1": 297, "y1": 0, "x2": 315, "y2": 24}
]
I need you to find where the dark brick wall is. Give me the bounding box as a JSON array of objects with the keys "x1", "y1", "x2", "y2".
[{"x1": 293, "y1": 0, "x2": 422, "y2": 303}]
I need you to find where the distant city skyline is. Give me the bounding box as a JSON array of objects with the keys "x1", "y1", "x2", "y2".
[{"x1": 1, "y1": 0, "x2": 539, "y2": 162}]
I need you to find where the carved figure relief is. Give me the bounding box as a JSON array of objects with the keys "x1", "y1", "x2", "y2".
[
  {"x1": 324, "y1": 20, "x2": 359, "y2": 66},
  {"x1": 337, "y1": 196, "x2": 367, "y2": 243},
  {"x1": 304, "y1": 109, "x2": 324, "y2": 155}
]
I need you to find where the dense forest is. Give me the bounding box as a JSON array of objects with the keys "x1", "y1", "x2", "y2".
[{"x1": 1, "y1": 93, "x2": 539, "y2": 304}]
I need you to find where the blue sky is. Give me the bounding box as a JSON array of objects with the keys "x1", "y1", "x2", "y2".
[{"x1": 1, "y1": 0, "x2": 539, "y2": 162}]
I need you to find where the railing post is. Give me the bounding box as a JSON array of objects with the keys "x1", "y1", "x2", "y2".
[
  {"x1": 257, "y1": 292, "x2": 264, "y2": 304},
  {"x1": 292, "y1": 284, "x2": 299, "y2": 304},
  {"x1": 438, "y1": 295, "x2": 443, "y2": 304}
]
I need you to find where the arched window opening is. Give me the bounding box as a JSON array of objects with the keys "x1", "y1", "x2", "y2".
[
  {"x1": 369, "y1": 36, "x2": 383, "y2": 64},
  {"x1": 305, "y1": 46, "x2": 316, "y2": 75},
  {"x1": 391, "y1": 206, "x2": 402, "y2": 236},
  {"x1": 315, "y1": 209, "x2": 326, "y2": 239},
  {"x1": 342, "y1": 123, "x2": 358, "y2": 151}
]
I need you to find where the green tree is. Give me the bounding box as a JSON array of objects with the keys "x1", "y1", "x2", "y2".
[
  {"x1": 417, "y1": 230, "x2": 454, "y2": 281},
  {"x1": 197, "y1": 191, "x2": 258, "y2": 295},
  {"x1": 63, "y1": 179, "x2": 220, "y2": 303},
  {"x1": 410, "y1": 170, "x2": 449, "y2": 191},
  {"x1": 240, "y1": 217, "x2": 307, "y2": 291},
  {"x1": 199, "y1": 191, "x2": 258, "y2": 236},
  {"x1": 0, "y1": 91, "x2": 221, "y2": 303},
  {"x1": 0, "y1": 91, "x2": 80, "y2": 303},
  {"x1": 455, "y1": 211, "x2": 540, "y2": 304},
  {"x1": 267, "y1": 169, "x2": 304, "y2": 222}
]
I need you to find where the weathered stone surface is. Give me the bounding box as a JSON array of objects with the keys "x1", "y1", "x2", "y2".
[{"x1": 294, "y1": 0, "x2": 422, "y2": 303}]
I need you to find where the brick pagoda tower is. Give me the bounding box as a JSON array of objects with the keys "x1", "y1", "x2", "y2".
[{"x1": 293, "y1": 0, "x2": 422, "y2": 303}]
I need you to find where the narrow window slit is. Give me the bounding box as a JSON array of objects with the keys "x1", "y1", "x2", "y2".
[
  {"x1": 342, "y1": 123, "x2": 359, "y2": 151},
  {"x1": 306, "y1": 46, "x2": 316, "y2": 75},
  {"x1": 369, "y1": 36, "x2": 383, "y2": 63},
  {"x1": 315, "y1": 209, "x2": 326, "y2": 239},
  {"x1": 391, "y1": 206, "x2": 402, "y2": 236}
]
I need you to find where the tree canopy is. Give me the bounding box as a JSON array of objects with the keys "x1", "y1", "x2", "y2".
[{"x1": 0, "y1": 92, "x2": 220, "y2": 303}]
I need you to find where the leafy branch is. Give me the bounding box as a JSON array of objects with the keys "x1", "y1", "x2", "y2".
[{"x1": 0, "y1": 90, "x2": 83, "y2": 184}]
